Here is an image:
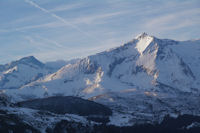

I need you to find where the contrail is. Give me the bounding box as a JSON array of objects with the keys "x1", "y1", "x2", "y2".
[
  {"x1": 24, "y1": 0, "x2": 94, "y2": 39},
  {"x1": 35, "y1": 35, "x2": 64, "y2": 48}
]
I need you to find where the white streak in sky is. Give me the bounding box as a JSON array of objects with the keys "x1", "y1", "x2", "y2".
[
  {"x1": 35, "y1": 35, "x2": 63, "y2": 48},
  {"x1": 49, "y1": 3, "x2": 82, "y2": 12},
  {"x1": 24, "y1": 0, "x2": 94, "y2": 38}
]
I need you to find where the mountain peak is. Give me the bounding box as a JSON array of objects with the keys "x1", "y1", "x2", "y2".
[
  {"x1": 20, "y1": 56, "x2": 36, "y2": 61},
  {"x1": 135, "y1": 33, "x2": 154, "y2": 54},
  {"x1": 135, "y1": 32, "x2": 152, "y2": 39},
  {"x1": 17, "y1": 56, "x2": 44, "y2": 67}
]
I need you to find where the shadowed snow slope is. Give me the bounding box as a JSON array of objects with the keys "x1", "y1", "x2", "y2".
[
  {"x1": 0, "y1": 56, "x2": 52, "y2": 90},
  {"x1": 0, "y1": 56, "x2": 71, "y2": 90},
  {"x1": 6, "y1": 33, "x2": 199, "y2": 101}
]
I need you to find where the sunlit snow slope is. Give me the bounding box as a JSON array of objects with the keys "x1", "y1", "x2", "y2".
[{"x1": 4, "y1": 33, "x2": 200, "y2": 101}]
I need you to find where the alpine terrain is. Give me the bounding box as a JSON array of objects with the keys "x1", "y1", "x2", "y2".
[{"x1": 0, "y1": 33, "x2": 200, "y2": 133}]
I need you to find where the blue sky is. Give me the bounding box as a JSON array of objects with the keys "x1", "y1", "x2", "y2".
[{"x1": 0, "y1": 0, "x2": 200, "y2": 64}]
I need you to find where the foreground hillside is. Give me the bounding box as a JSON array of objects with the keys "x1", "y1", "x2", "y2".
[{"x1": 0, "y1": 96, "x2": 200, "y2": 133}]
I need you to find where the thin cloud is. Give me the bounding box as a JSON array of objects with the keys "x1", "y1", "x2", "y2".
[
  {"x1": 24, "y1": 0, "x2": 94, "y2": 39},
  {"x1": 24, "y1": 35, "x2": 64, "y2": 50},
  {"x1": 145, "y1": 8, "x2": 200, "y2": 32},
  {"x1": 31, "y1": 38, "x2": 121, "y2": 62},
  {"x1": 49, "y1": 3, "x2": 83, "y2": 12},
  {"x1": 15, "y1": 22, "x2": 61, "y2": 31},
  {"x1": 0, "y1": 21, "x2": 65, "y2": 33},
  {"x1": 35, "y1": 35, "x2": 63, "y2": 48},
  {"x1": 70, "y1": 11, "x2": 129, "y2": 25},
  {"x1": 0, "y1": 29, "x2": 9, "y2": 33},
  {"x1": 1, "y1": 10, "x2": 129, "y2": 33},
  {"x1": 24, "y1": 36, "x2": 46, "y2": 51}
]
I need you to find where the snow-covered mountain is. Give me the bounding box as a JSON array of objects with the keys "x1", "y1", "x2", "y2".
[
  {"x1": 45, "y1": 58, "x2": 80, "y2": 72},
  {"x1": 0, "y1": 56, "x2": 76, "y2": 90},
  {"x1": 2, "y1": 33, "x2": 200, "y2": 126},
  {"x1": 0, "y1": 56, "x2": 56, "y2": 90},
  {"x1": 6, "y1": 33, "x2": 200, "y2": 99}
]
